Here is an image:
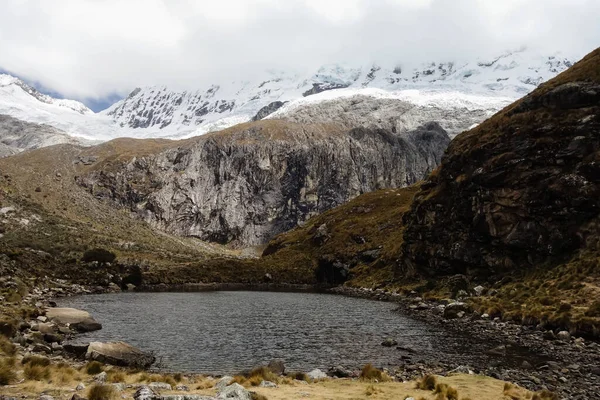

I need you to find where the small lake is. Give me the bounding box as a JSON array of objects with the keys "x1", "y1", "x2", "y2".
[{"x1": 58, "y1": 291, "x2": 532, "y2": 374}]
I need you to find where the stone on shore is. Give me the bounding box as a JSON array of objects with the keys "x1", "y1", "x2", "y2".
[
  {"x1": 45, "y1": 308, "x2": 102, "y2": 332},
  {"x1": 86, "y1": 341, "x2": 155, "y2": 368}
]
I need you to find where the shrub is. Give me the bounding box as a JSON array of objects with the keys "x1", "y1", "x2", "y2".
[
  {"x1": 415, "y1": 374, "x2": 437, "y2": 390},
  {"x1": 360, "y1": 363, "x2": 383, "y2": 381},
  {"x1": 82, "y1": 248, "x2": 116, "y2": 264},
  {"x1": 86, "y1": 361, "x2": 104, "y2": 374},
  {"x1": 24, "y1": 364, "x2": 51, "y2": 381},
  {"x1": 88, "y1": 384, "x2": 117, "y2": 400},
  {"x1": 0, "y1": 358, "x2": 17, "y2": 385},
  {"x1": 288, "y1": 371, "x2": 309, "y2": 382},
  {"x1": 22, "y1": 355, "x2": 51, "y2": 367},
  {"x1": 248, "y1": 366, "x2": 278, "y2": 383}
]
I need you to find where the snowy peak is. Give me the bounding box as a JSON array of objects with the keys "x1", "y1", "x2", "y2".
[
  {"x1": 0, "y1": 48, "x2": 579, "y2": 145},
  {"x1": 0, "y1": 74, "x2": 92, "y2": 115},
  {"x1": 102, "y1": 48, "x2": 576, "y2": 138}
]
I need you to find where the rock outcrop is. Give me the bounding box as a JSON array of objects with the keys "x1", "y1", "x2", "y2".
[
  {"x1": 272, "y1": 95, "x2": 500, "y2": 137},
  {"x1": 399, "y1": 47, "x2": 600, "y2": 279},
  {"x1": 0, "y1": 114, "x2": 80, "y2": 157},
  {"x1": 78, "y1": 119, "x2": 449, "y2": 246}
]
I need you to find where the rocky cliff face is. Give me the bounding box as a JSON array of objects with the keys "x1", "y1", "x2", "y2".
[
  {"x1": 0, "y1": 114, "x2": 80, "y2": 157},
  {"x1": 77, "y1": 120, "x2": 449, "y2": 247},
  {"x1": 399, "y1": 48, "x2": 600, "y2": 280}
]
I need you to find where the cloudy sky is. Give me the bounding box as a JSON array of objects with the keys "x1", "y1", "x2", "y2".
[{"x1": 1, "y1": 0, "x2": 598, "y2": 110}]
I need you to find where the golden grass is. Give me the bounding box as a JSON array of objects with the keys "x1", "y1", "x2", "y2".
[{"x1": 88, "y1": 384, "x2": 118, "y2": 400}]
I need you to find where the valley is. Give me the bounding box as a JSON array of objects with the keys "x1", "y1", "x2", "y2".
[{"x1": 0, "y1": 42, "x2": 598, "y2": 400}]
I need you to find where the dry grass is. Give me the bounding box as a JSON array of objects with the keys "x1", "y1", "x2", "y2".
[
  {"x1": 360, "y1": 364, "x2": 389, "y2": 382},
  {"x1": 24, "y1": 364, "x2": 51, "y2": 381},
  {"x1": 0, "y1": 357, "x2": 17, "y2": 385},
  {"x1": 88, "y1": 384, "x2": 118, "y2": 400}
]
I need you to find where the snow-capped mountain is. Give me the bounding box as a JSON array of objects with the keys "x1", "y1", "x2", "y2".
[
  {"x1": 102, "y1": 48, "x2": 574, "y2": 138},
  {"x1": 0, "y1": 48, "x2": 576, "y2": 146}
]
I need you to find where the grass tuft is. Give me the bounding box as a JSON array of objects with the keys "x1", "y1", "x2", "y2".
[
  {"x1": 88, "y1": 384, "x2": 118, "y2": 400},
  {"x1": 415, "y1": 374, "x2": 437, "y2": 391},
  {"x1": 86, "y1": 361, "x2": 104, "y2": 375}
]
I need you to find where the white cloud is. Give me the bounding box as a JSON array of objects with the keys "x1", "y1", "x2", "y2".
[{"x1": 0, "y1": 0, "x2": 598, "y2": 103}]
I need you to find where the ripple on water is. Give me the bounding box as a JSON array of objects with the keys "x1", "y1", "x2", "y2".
[{"x1": 59, "y1": 291, "x2": 435, "y2": 374}]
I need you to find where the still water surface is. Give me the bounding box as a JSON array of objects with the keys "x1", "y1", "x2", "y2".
[{"x1": 59, "y1": 291, "x2": 441, "y2": 373}]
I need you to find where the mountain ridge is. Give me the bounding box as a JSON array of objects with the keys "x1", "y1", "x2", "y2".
[{"x1": 0, "y1": 48, "x2": 577, "y2": 150}]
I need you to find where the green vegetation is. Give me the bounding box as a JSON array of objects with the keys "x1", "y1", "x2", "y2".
[{"x1": 260, "y1": 185, "x2": 421, "y2": 287}]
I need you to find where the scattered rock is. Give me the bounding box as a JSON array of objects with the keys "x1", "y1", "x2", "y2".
[
  {"x1": 259, "y1": 380, "x2": 277, "y2": 388},
  {"x1": 175, "y1": 385, "x2": 190, "y2": 391},
  {"x1": 39, "y1": 396, "x2": 54, "y2": 400},
  {"x1": 557, "y1": 331, "x2": 571, "y2": 342},
  {"x1": 70, "y1": 394, "x2": 86, "y2": 400},
  {"x1": 76, "y1": 382, "x2": 85, "y2": 391},
  {"x1": 473, "y1": 285, "x2": 485, "y2": 296},
  {"x1": 443, "y1": 302, "x2": 471, "y2": 319}
]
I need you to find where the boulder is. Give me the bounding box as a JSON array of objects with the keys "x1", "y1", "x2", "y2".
[
  {"x1": 328, "y1": 366, "x2": 352, "y2": 378},
  {"x1": 267, "y1": 359, "x2": 285, "y2": 375},
  {"x1": 64, "y1": 343, "x2": 89, "y2": 358},
  {"x1": 86, "y1": 341, "x2": 155, "y2": 368},
  {"x1": 134, "y1": 386, "x2": 160, "y2": 400},
  {"x1": 45, "y1": 308, "x2": 102, "y2": 332},
  {"x1": 214, "y1": 376, "x2": 234, "y2": 391},
  {"x1": 307, "y1": 369, "x2": 328, "y2": 380},
  {"x1": 216, "y1": 383, "x2": 251, "y2": 400}
]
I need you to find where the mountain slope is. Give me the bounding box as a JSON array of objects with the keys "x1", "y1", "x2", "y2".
[
  {"x1": 75, "y1": 119, "x2": 449, "y2": 246},
  {"x1": 257, "y1": 48, "x2": 600, "y2": 336}
]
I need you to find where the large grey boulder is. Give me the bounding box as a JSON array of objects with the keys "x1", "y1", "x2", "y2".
[
  {"x1": 86, "y1": 341, "x2": 155, "y2": 368},
  {"x1": 45, "y1": 308, "x2": 102, "y2": 332}
]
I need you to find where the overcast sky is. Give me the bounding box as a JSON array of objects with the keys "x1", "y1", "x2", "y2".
[{"x1": 1, "y1": 0, "x2": 598, "y2": 110}]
